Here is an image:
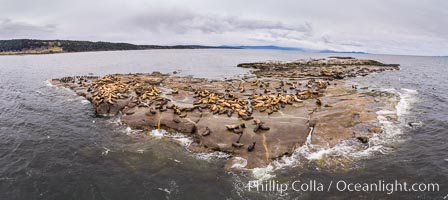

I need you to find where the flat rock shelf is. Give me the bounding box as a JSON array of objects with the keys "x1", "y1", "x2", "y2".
[{"x1": 51, "y1": 57, "x2": 400, "y2": 169}]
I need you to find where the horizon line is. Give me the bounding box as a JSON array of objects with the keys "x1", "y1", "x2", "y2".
[{"x1": 0, "y1": 38, "x2": 446, "y2": 57}]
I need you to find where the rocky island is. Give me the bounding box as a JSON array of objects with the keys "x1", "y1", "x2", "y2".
[{"x1": 51, "y1": 57, "x2": 400, "y2": 169}]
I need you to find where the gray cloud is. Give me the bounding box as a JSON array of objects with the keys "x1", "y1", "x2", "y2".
[
  {"x1": 0, "y1": 18, "x2": 56, "y2": 38},
  {"x1": 133, "y1": 11, "x2": 312, "y2": 35},
  {"x1": 0, "y1": 0, "x2": 447, "y2": 55}
]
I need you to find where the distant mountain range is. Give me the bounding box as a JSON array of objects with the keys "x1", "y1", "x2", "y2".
[
  {"x1": 0, "y1": 39, "x2": 367, "y2": 55},
  {"x1": 318, "y1": 49, "x2": 367, "y2": 54},
  {"x1": 219, "y1": 45, "x2": 307, "y2": 51},
  {"x1": 221, "y1": 45, "x2": 367, "y2": 54}
]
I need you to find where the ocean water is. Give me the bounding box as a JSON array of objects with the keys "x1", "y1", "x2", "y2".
[{"x1": 0, "y1": 49, "x2": 446, "y2": 199}]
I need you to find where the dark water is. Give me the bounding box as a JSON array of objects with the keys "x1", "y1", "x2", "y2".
[{"x1": 0, "y1": 50, "x2": 446, "y2": 199}]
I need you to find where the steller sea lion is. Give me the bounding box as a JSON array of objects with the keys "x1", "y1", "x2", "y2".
[
  {"x1": 226, "y1": 124, "x2": 238, "y2": 130},
  {"x1": 233, "y1": 128, "x2": 243, "y2": 134},
  {"x1": 357, "y1": 136, "x2": 369, "y2": 143},
  {"x1": 201, "y1": 127, "x2": 211, "y2": 136},
  {"x1": 226, "y1": 124, "x2": 239, "y2": 130},
  {"x1": 259, "y1": 124, "x2": 270, "y2": 130},
  {"x1": 316, "y1": 98, "x2": 322, "y2": 106},
  {"x1": 247, "y1": 142, "x2": 256, "y2": 152},
  {"x1": 253, "y1": 124, "x2": 260, "y2": 132},
  {"x1": 232, "y1": 133, "x2": 244, "y2": 147},
  {"x1": 232, "y1": 142, "x2": 244, "y2": 148},
  {"x1": 226, "y1": 110, "x2": 233, "y2": 117}
]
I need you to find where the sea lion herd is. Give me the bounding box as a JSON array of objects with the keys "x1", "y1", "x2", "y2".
[{"x1": 62, "y1": 72, "x2": 331, "y2": 137}]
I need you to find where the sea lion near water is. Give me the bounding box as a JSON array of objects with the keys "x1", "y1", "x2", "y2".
[{"x1": 356, "y1": 136, "x2": 369, "y2": 143}]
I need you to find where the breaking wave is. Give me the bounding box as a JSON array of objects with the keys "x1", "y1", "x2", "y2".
[
  {"x1": 149, "y1": 129, "x2": 233, "y2": 161},
  {"x1": 194, "y1": 151, "x2": 231, "y2": 161},
  {"x1": 44, "y1": 80, "x2": 54, "y2": 87}
]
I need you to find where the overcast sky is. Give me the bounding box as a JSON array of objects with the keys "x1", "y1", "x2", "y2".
[{"x1": 0, "y1": 0, "x2": 447, "y2": 55}]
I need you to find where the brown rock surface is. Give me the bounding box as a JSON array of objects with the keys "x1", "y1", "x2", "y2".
[{"x1": 51, "y1": 57, "x2": 400, "y2": 169}]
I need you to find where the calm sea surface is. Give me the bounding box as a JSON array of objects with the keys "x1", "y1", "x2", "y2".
[{"x1": 0, "y1": 49, "x2": 447, "y2": 199}]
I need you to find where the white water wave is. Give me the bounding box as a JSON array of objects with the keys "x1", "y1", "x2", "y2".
[
  {"x1": 194, "y1": 151, "x2": 231, "y2": 161},
  {"x1": 125, "y1": 127, "x2": 143, "y2": 135},
  {"x1": 43, "y1": 80, "x2": 54, "y2": 87},
  {"x1": 80, "y1": 99, "x2": 90, "y2": 104},
  {"x1": 106, "y1": 116, "x2": 122, "y2": 126},
  {"x1": 396, "y1": 88, "x2": 417, "y2": 117},
  {"x1": 149, "y1": 129, "x2": 194, "y2": 148},
  {"x1": 101, "y1": 147, "x2": 111, "y2": 156},
  {"x1": 230, "y1": 157, "x2": 248, "y2": 169}
]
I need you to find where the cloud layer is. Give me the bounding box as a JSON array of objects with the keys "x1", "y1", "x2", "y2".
[
  {"x1": 0, "y1": 18, "x2": 56, "y2": 38},
  {"x1": 134, "y1": 11, "x2": 311, "y2": 34},
  {"x1": 0, "y1": 0, "x2": 447, "y2": 55}
]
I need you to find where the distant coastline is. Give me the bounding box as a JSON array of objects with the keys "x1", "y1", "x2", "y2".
[
  {"x1": 0, "y1": 39, "x2": 239, "y2": 56},
  {"x1": 0, "y1": 39, "x2": 367, "y2": 55}
]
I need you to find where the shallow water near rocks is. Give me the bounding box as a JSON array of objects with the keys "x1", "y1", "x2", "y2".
[{"x1": 0, "y1": 49, "x2": 447, "y2": 199}]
